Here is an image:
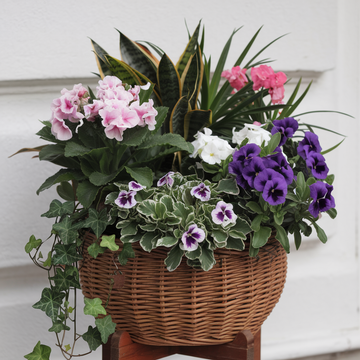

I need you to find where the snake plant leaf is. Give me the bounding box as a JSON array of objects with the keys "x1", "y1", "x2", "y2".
[
  {"x1": 136, "y1": 40, "x2": 165, "y2": 58},
  {"x1": 118, "y1": 31, "x2": 158, "y2": 84},
  {"x1": 170, "y1": 96, "x2": 190, "y2": 137},
  {"x1": 157, "y1": 53, "x2": 181, "y2": 132},
  {"x1": 135, "y1": 41, "x2": 160, "y2": 66},
  {"x1": 90, "y1": 38, "x2": 112, "y2": 79},
  {"x1": 105, "y1": 55, "x2": 142, "y2": 86},
  {"x1": 176, "y1": 21, "x2": 201, "y2": 78},
  {"x1": 183, "y1": 109, "x2": 212, "y2": 142},
  {"x1": 24, "y1": 341, "x2": 51, "y2": 360}
]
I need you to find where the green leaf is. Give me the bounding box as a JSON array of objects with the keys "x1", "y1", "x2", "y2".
[
  {"x1": 48, "y1": 320, "x2": 70, "y2": 333},
  {"x1": 24, "y1": 341, "x2": 51, "y2": 360},
  {"x1": 100, "y1": 234, "x2": 119, "y2": 252},
  {"x1": 84, "y1": 297, "x2": 106, "y2": 317},
  {"x1": 41, "y1": 199, "x2": 74, "y2": 218},
  {"x1": 311, "y1": 221, "x2": 328, "y2": 243},
  {"x1": 64, "y1": 142, "x2": 91, "y2": 157},
  {"x1": 95, "y1": 315, "x2": 117, "y2": 343},
  {"x1": 211, "y1": 230, "x2": 227, "y2": 245},
  {"x1": 118, "y1": 243, "x2": 135, "y2": 265},
  {"x1": 90, "y1": 38, "x2": 112, "y2": 78},
  {"x1": 125, "y1": 166, "x2": 153, "y2": 188},
  {"x1": 89, "y1": 171, "x2": 119, "y2": 186},
  {"x1": 57, "y1": 181, "x2": 76, "y2": 201},
  {"x1": 76, "y1": 180, "x2": 100, "y2": 208},
  {"x1": 232, "y1": 218, "x2": 252, "y2": 236},
  {"x1": 36, "y1": 169, "x2": 85, "y2": 195},
  {"x1": 216, "y1": 177, "x2": 239, "y2": 195},
  {"x1": 246, "y1": 201, "x2": 263, "y2": 214},
  {"x1": 198, "y1": 245, "x2": 216, "y2": 271},
  {"x1": 84, "y1": 208, "x2": 109, "y2": 238},
  {"x1": 169, "y1": 96, "x2": 189, "y2": 137},
  {"x1": 226, "y1": 237, "x2": 245, "y2": 251},
  {"x1": 164, "y1": 245, "x2": 184, "y2": 272},
  {"x1": 252, "y1": 226, "x2": 272, "y2": 248},
  {"x1": 42, "y1": 251, "x2": 52, "y2": 267},
  {"x1": 140, "y1": 232, "x2": 160, "y2": 252},
  {"x1": 157, "y1": 236, "x2": 178, "y2": 247},
  {"x1": 82, "y1": 325, "x2": 103, "y2": 351},
  {"x1": 25, "y1": 235, "x2": 42, "y2": 254},
  {"x1": 121, "y1": 125, "x2": 150, "y2": 146},
  {"x1": 33, "y1": 288, "x2": 65, "y2": 322},
  {"x1": 105, "y1": 55, "x2": 141, "y2": 86},
  {"x1": 326, "y1": 208, "x2": 337, "y2": 219},
  {"x1": 251, "y1": 214, "x2": 263, "y2": 232},
  {"x1": 52, "y1": 243, "x2": 83, "y2": 265},
  {"x1": 183, "y1": 109, "x2": 212, "y2": 141},
  {"x1": 273, "y1": 224, "x2": 290, "y2": 253},
  {"x1": 49, "y1": 266, "x2": 80, "y2": 291},
  {"x1": 52, "y1": 217, "x2": 83, "y2": 245},
  {"x1": 294, "y1": 229, "x2": 302, "y2": 250},
  {"x1": 87, "y1": 243, "x2": 106, "y2": 258}
]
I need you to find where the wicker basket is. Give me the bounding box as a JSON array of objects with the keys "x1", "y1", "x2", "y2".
[{"x1": 80, "y1": 231, "x2": 287, "y2": 346}]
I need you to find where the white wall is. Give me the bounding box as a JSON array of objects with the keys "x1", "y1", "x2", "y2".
[{"x1": 1, "y1": 1, "x2": 359, "y2": 359}]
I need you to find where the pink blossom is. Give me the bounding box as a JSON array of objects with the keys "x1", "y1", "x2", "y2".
[
  {"x1": 130, "y1": 99, "x2": 158, "y2": 130},
  {"x1": 51, "y1": 118, "x2": 73, "y2": 141},
  {"x1": 83, "y1": 100, "x2": 104, "y2": 122},
  {"x1": 250, "y1": 65, "x2": 287, "y2": 104},
  {"x1": 221, "y1": 66, "x2": 248, "y2": 91}
]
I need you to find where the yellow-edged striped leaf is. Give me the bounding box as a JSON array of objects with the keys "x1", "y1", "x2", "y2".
[
  {"x1": 105, "y1": 55, "x2": 142, "y2": 86},
  {"x1": 170, "y1": 97, "x2": 190, "y2": 137},
  {"x1": 176, "y1": 22, "x2": 201, "y2": 78},
  {"x1": 184, "y1": 109, "x2": 212, "y2": 141},
  {"x1": 118, "y1": 31, "x2": 158, "y2": 84},
  {"x1": 90, "y1": 39, "x2": 112, "y2": 79}
]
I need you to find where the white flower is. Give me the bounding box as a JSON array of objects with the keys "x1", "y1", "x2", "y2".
[
  {"x1": 190, "y1": 129, "x2": 234, "y2": 164},
  {"x1": 232, "y1": 124, "x2": 271, "y2": 147}
]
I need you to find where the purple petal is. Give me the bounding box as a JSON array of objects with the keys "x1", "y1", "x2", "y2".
[
  {"x1": 129, "y1": 181, "x2": 145, "y2": 191},
  {"x1": 115, "y1": 190, "x2": 137, "y2": 208}
]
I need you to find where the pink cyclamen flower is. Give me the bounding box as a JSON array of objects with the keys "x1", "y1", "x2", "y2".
[
  {"x1": 221, "y1": 66, "x2": 248, "y2": 91},
  {"x1": 51, "y1": 118, "x2": 73, "y2": 141},
  {"x1": 181, "y1": 224, "x2": 205, "y2": 251},
  {"x1": 115, "y1": 190, "x2": 137, "y2": 209}
]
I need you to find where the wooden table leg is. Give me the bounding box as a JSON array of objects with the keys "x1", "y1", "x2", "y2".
[{"x1": 103, "y1": 329, "x2": 260, "y2": 360}]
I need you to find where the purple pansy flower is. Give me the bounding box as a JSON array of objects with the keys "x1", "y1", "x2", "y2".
[
  {"x1": 271, "y1": 117, "x2": 299, "y2": 146},
  {"x1": 242, "y1": 157, "x2": 266, "y2": 188},
  {"x1": 129, "y1": 181, "x2": 145, "y2": 191},
  {"x1": 228, "y1": 161, "x2": 249, "y2": 189},
  {"x1": 265, "y1": 152, "x2": 294, "y2": 185},
  {"x1": 190, "y1": 183, "x2": 211, "y2": 201},
  {"x1": 254, "y1": 168, "x2": 285, "y2": 192},
  {"x1": 115, "y1": 190, "x2": 137, "y2": 209},
  {"x1": 262, "y1": 177, "x2": 287, "y2": 205},
  {"x1": 211, "y1": 201, "x2": 236, "y2": 226},
  {"x1": 306, "y1": 153, "x2": 329, "y2": 179},
  {"x1": 308, "y1": 182, "x2": 335, "y2": 218},
  {"x1": 232, "y1": 143, "x2": 261, "y2": 167},
  {"x1": 157, "y1": 171, "x2": 175, "y2": 187},
  {"x1": 181, "y1": 224, "x2": 205, "y2": 251},
  {"x1": 297, "y1": 132, "x2": 322, "y2": 159}
]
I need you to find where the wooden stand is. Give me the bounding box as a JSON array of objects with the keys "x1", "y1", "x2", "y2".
[{"x1": 103, "y1": 329, "x2": 261, "y2": 360}]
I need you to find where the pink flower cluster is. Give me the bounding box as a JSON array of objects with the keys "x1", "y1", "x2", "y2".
[
  {"x1": 251, "y1": 65, "x2": 287, "y2": 104},
  {"x1": 221, "y1": 66, "x2": 248, "y2": 92},
  {"x1": 50, "y1": 76, "x2": 158, "y2": 141},
  {"x1": 221, "y1": 64, "x2": 287, "y2": 104}
]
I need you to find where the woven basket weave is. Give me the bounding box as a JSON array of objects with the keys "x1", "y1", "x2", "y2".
[{"x1": 80, "y1": 231, "x2": 287, "y2": 346}]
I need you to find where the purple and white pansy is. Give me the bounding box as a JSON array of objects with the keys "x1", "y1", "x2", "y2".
[
  {"x1": 190, "y1": 183, "x2": 211, "y2": 201},
  {"x1": 180, "y1": 224, "x2": 206, "y2": 251},
  {"x1": 129, "y1": 181, "x2": 145, "y2": 192},
  {"x1": 115, "y1": 190, "x2": 137, "y2": 209},
  {"x1": 211, "y1": 201, "x2": 236, "y2": 227},
  {"x1": 157, "y1": 171, "x2": 175, "y2": 187}
]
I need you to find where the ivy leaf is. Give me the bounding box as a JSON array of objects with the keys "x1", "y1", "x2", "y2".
[
  {"x1": 41, "y1": 199, "x2": 74, "y2": 218},
  {"x1": 84, "y1": 297, "x2": 107, "y2": 317},
  {"x1": 82, "y1": 326, "x2": 103, "y2": 351},
  {"x1": 100, "y1": 234, "x2": 119, "y2": 251},
  {"x1": 88, "y1": 243, "x2": 106, "y2": 259},
  {"x1": 52, "y1": 243, "x2": 83, "y2": 265},
  {"x1": 48, "y1": 320, "x2": 70, "y2": 333},
  {"x1": 118, "y1": 243, "x2": 135, "y2": 265},
  {"x1": 49, "y1": 266, "x2": 80, "y2": 291},
  {"x1": 25, "y1": 235, "x2": 42, "y2": 254},
  {"x1": 24, "y1": 341, "x2": 51, "y2": 360},
  {"x1": 42, "y1": 251, "x2": 52, "y2": 267},
  {"x1": 95, "y1": 315, "x2": 117, "y2": 343},
  {"x1": 83, "y1": 208, "x2": 109, "y2": 238},
  {"x1": 52, "y1": 217, "x2": 83, "y2": 245},
  {"x1": 33, "y1": 288, "x2": 65, "y2": 322}
]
